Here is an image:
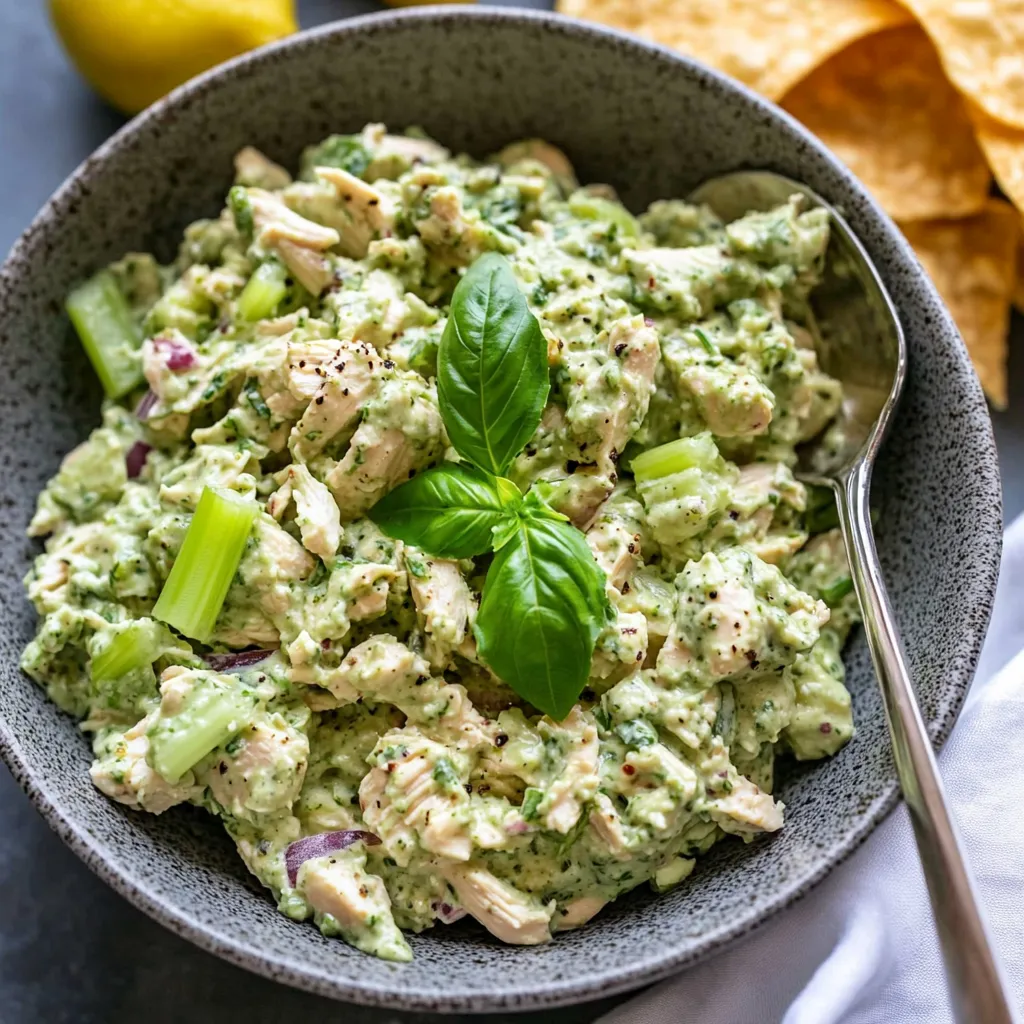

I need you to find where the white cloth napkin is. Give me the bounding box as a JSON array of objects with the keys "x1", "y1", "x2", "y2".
[{"x1": 601, "y1": 515, "x2": 1024, "y2": 1024}]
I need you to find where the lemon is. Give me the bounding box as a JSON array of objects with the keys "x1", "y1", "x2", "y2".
[{"x1": 49, "y1": 0, "x2": 297, "y2": 115}]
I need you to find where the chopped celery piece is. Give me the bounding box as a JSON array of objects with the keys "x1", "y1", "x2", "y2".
[
  {"x1": 153, "y1": 487, "x2": 258, "y2": 642},
  {"x1": 631, "y1": 432, "x2": 720, "y2": 483},
  {"x1": 148, "y1": 674, "x2": 257, "y2": 783},
  {"x1": 91, "y1": 619, "x2": 164, "y2": 682},
  {"x1": 820, "y1": 576, "x2": 854, "y2": 607},
  {"x1": 238, "y1": 260, "x2": 288, "y2": 321},
  {"x1": 692, "y1": 326, "x2": 717, "y2": 356},
  {"x1": 568, "y1": 191, "x2": 639, "y2": 238},
  {"x1": 66, "y1": 270, "x2": 143, "y2": 398},
  {"x1": 625, "y1": 570, "x2": 676, "y2": 620},
  {"x1": 633, "y1": 433, "x2": 734, "y2": 542}
]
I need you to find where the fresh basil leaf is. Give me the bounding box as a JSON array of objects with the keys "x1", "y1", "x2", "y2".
[
  {"x1": 520, "y1": 488, "x2": 569, "y2": 524},
  {"x1": 474, "y1": 517, "x2": 612, "y2": 720},
  {"x1": 369, "y1": 463, "x2": 520, "y2": 559},
  {"x1": 437, "y1": 253, "x2": 550, "y2": 476},
  {"x1": 490, "y1": 514, "x2": 521, "y2": 552}
]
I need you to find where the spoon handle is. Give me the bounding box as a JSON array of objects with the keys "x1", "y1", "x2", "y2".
[{"x1": 836, "y1": 464, "x2": 1016, "y2": 1024}]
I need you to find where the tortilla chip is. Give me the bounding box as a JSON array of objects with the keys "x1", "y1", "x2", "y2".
[
  {"x1": 970, "y1": 107, "x2": 1024, "y2": 311},
  {"x1": 970, "y1": 103, "x2": 1024, "y2": 211},
  {"x1": 555, "y1": 0, "x2": 911, "y2": 100},
  {"x1": 897, "y1": 0, "x2": 1024, "y2": 131},
  {"x1": 900, "y1": 201, "x2": 1019, "y2": 408},
  {"x1": 780, "y1": 26, "x2": 991, "y2": 221}
]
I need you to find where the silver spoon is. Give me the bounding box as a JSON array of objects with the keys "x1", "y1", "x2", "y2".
[{"x1": 688, "y1": 171, "x2": 1015, "y2": 1024}]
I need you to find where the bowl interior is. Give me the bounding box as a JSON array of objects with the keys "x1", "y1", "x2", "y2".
[{"x1": 0, "y1": 9, "x2": 1001, "y2": 1012}]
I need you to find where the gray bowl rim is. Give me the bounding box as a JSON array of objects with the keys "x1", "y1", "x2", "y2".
[{"x1": 0, "y1": 4, "x2": 1002, "y2": 1012}]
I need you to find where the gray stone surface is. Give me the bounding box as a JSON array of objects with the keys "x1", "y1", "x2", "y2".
[{"x1": 0, "y1": 0, "x2": 1018, "y2": 1021}]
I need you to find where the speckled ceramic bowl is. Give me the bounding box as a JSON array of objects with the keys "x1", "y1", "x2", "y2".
[{"x1": 0, "y1": 7, "x2": 1002, "y2": 1013}]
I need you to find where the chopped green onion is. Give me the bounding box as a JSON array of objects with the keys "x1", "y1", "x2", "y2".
[
  {"x1": 521, "y1": 787, "x2": 544, "y2": 821},
  {"x1": 568, "y1": 191, "x2": 639, "y2": 238},
  {"x1": 805, "y1": 487, "x2": 840, "y2": 534},
  {"x1": 302, "y1": 134, "x2": 372, "y2": 179},
  {"x1": 238, "y1": 260, "x2": 288, "y2": 321},
  {"x1": 407, "y1": 333, "x2": 439, "y2": 378},
  {"x1": 820, "y1": 576, "x2": 854, "y2": 608},
  {"x1": 431, "y1": 757, "x2": 461, "y2": 789},
  {"x1": 91, "y1": 619, "x2": 164, "y2": 682},
  {"x1": 228, "y1": 185, "x2": 254, "y2": 239},
  {"x1": 153, "y1": 487, "x2": 258, "y2": 642},
  {"x1": 692, "y1": 326, "x2": 717, "y2": 356},
  {"x1": 147, "y1": 676, "x2": 257, "y2": 783},
  {"x1": 631, "y1": 433, "x2": 720, "y2": 483},
  {"x1": 615, "y1": 719, "x2": 658, "y2": 749},
  {"x1": 66, "y1": 270, "x2": 143, "y2": 399}
]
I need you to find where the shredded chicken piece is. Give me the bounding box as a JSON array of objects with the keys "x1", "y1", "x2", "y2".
[
  {"x1": 269, "y1": 465, "x2": 341, "y2": 559},
  {"x1": 234, "y1": 146, "x2": 292, "y2": 190},
  {"x1": 406, "y1": 555, "x2": 475, "y2": 670},
  {"x1": 276, "y1": 238, "x2": 334, "y2": 295},
  {"x1": 288, "y1": 341, "x2": 377, "y2": 463},
  {"x1": 552, "y1": 895, "x2": 607, "y2": 931},
  {"x1": 711, "y1": 776, "x2": 784, "y2": 835},
  {"x1": 496, "y1": 138, "x2": 578, "y2": 191},
  {"x1": 360, "y1": 733, "x2": 474, "y2": 864},
  {"x1": 586, "y1": 514, "x2": 642, "y2": 590},
  {"x1": 441, "y1": 863, "x2": 554, "y2": 945},
  {"x1": 324, "y1": 424, "x2": 412, "y2": 517},
  {"x1": 589, "y1": 793, "x2": 631, "y2": 858},
  {"x1": 542, "y1": 707, "x2": 599, "y2": 834},
  {"x1": 314, "y1": 165, "x2": 397, "y2": 258},
  {"x1": 298, "y1": 847, "x2": 411, "y2": 961},
  {"x1": 249, "y1": 188, "x2": 340, "y2": 250}
]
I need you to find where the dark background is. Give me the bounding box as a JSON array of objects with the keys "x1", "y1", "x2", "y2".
[{"x1": 2, "y1": 2, "x2": 1021, "y2": 1022}]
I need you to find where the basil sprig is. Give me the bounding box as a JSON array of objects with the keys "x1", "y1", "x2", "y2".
[{"x1": 369, "y1": 254, "x2": 611, "y2": 719}]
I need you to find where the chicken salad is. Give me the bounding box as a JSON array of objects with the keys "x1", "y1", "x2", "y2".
[{"x1": 23, "y1": 124, "x2": 858, "y2": 961}]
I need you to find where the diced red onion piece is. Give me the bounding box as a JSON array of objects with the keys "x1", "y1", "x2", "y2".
[
  {"x1": 506, "y1": 818, "x2": 532, "y2": 835},
  {"x1": 125, "y1": 441, "x2": 152, "y2": 479},
  {"x1": 433, "y1": 901, "x2": 467, "y2": 925},
  {"x1": 135, "y1": 390, "x2": 157, "y2": 421},
  {"x1": 205, "y1": 649, "x2": 275, "y2": 672},
  {"x1": 285, "y1": 830, "x2": 381, "y2": 887},
  {"x1": 154, "y1": 334, "x2": 198, "y2": 371}
]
